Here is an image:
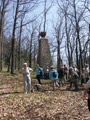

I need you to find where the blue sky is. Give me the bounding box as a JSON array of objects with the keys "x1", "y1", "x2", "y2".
[{"x1": 2, "y1": 0, "x2": 90, "y2": 66}]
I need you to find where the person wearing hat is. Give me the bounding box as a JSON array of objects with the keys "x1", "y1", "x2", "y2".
[
  {"x1": 67, "y1": 67, "x2": 78, "y2": 91},
  {"x1": 20, "y1": 63, "x2": 33, "y2": 93},
  {"x1": 49, "y1": 66, "x2": 59, "y2": 91}
]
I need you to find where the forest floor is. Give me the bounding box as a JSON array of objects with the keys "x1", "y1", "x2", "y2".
[{"x1": 0, "y1": 72, "x2": 90, "y2": 120}]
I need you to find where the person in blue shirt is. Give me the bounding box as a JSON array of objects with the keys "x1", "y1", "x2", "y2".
[
  {"x1": 49, "y1": 66, "x2": 59, "y2": 91},
  {"x1": 36, "y1": 64, "x2": 43, "y2": 84}
]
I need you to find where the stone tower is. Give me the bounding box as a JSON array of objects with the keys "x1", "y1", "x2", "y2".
[{"x1": 37, "y1": 32, "x2": 52, "y2": 71}]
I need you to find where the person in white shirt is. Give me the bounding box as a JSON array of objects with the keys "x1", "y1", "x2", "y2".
[
  {"x1": 45, "y1": 66, "x2": 49, "y2": 79},
  {"x1": 20, "y1": 63, "x2": 33, "y2": 93},
  {"x1": 84, "y1": 64, "x2": 89, "y2": 82}
]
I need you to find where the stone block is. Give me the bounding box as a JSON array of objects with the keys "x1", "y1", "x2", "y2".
[{"x1": 37, "y1": 37, "x2": 52, "y2": 71}]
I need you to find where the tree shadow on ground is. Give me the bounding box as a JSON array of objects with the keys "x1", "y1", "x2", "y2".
[
  {"x1": 0, "y1": 91, "x2": 24, "y2": 96},
  {"x1": 35, "y1": 87, "x2": 83, "y2": 93},
  {"x1": 0, "y1": 87, "x2": 14, "y2": 90},
  {"x1": 60, "y1": 87, "x2": 84, "y2": 92}
]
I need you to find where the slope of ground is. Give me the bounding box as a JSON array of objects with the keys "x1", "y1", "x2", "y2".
[{"x1": 0, "y1": 72, "x2": 90, "y2": 120}]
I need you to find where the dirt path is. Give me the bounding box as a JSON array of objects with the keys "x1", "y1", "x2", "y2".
[{"x1": 0, "y1": 72, "x2": 90, "y2": 120}]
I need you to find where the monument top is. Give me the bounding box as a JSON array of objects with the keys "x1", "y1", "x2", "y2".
[{"x1": 40, "y1": 32, "x2": 46, "y2": 38}]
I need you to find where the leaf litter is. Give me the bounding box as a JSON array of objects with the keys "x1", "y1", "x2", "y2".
[{"x1": 0, "y1": 73, "x2": 90, "y2": 120}]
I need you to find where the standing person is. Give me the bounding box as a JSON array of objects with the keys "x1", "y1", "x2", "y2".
[
  {"x1": 49, "y1": 66, "x2": 59, "y2": 91},
  {"x1": 73, "y1": 65, "x2": 80, "y2": 76},
  {"x1": 20, "y1": 63, "x2": 33, "y2": 93},
  {"x1": 81, "y1": 68, "x2": 85, "y2": 86},
  {"x1": 84, "y1": 79, "x2": 90, "y2": 111},
  {"x1": 73, "y1": 65, "x2": 79, "y2": 83},
  {"x1": 67, "y1": 67, "x2": 78, "y2": 91},
  {"x1": 58, "y1": 66, "x2": 64, "y2": 86},
  {"x1": 84, "y1": 64, "x2": 89, "y2": 83},
  {"x1": 36, "y1": 64, "x2": 43, "y2": 84},
  {"x1": 64, "y1": 65, "x2": 68, "y2": 81},
  {"x1": 45, "y1": 66, "x2": 49, "y2": 79}
]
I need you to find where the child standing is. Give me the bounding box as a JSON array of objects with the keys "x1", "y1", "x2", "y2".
[{"x1": 20, "y1": 63, "x2": 33, "y2": 93}]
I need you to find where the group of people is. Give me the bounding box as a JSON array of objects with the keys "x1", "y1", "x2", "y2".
[
  {"x1": 19, "y1": 62, "x2": 90, "y2": 111},
  {"x1": 36, "y1": 64, "x2": 68, "y2": 90},
  {"x1": 20, "y1": 63, "x2": 90, "y2": 93},
  {"x1": 19, "y1": 63, "x2": 67, "y2": 93}
]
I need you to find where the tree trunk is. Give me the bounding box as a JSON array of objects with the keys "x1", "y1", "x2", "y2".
[
  {"x1": 65, "y1": 15, "x2": 71, "y2": 67},
  {"x1": 57, "y1": 38, "x2": 61, "y2": 71},
  {"x1": 0, "y1": 2, "x2": 5, "y2": 71},
  {"x1": 43, "y1": 0, "x2": 47, "y2": 32},
  {"x1": 76, "y1": 38, "x2": 79, "y2": 68},
  {"x1": 11, "y1": 0, "x2": 19, "y2": 74},
  {"x1": 33, "y1": 42, "x2": 36, "y2": 64},
  {"x1": 29, "y1": 33, "x2": 33, "y2": 67},
  {"x1": 18, "y1": 17, "x2": 23, "y2": 70},
  {"x1": 15, "y1": 55, "x2": 17, "y2": 70},
  {"x1": 7, "y1": 58, "x2": 10, "y2": 72}
]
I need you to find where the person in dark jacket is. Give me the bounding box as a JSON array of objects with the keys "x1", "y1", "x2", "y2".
[
  {"x1": 58, "y1": 66, "x2": 64, "y2": 86},
  {"x1": 67, "y1": 67, "x2": 78, "y2": 91},
  {"x1": 64, "y1": 65, "x2": 68, "y2": 81}
]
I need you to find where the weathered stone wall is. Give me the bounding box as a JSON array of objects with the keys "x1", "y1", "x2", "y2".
[{"x1": 37, "y1": 37, "x2": 52, "y2": 71}]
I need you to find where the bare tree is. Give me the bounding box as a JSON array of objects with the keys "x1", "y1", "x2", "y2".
[
  {"x1": 18, "y1": 14, "x2": 24, "y2": 70},
  {"x1": 11, "y1": 0, "x2": 39, "y2": 74},
  {"x1": 43, "y1": 0, "x2": 54, "y2": 32},
  {"x1": 54, "y1": 14, "x2": 64, "y2": 70},
  {"x1": 84, "y1": 0, "x2": 90, "y2": 12},
  {"x1": 57, "y1": 0, "x2": 74, "y2": 67},
  {"x1": 11, "y1": 0, "x2": 20, "y2": 74},
  {"x1": 0, "y1": 0, "x2": 10, "y2": 71},
  {"x1": 57, "y1": 0, "x2": 88, "y2": 72},
  {"x1": 27, "y1": 25, "x2": 36, "y2": 67}
]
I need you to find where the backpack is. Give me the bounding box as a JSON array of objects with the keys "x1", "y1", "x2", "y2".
[
  {"x1": 38, "y1": 68, "x2": 42, "y2": 77},
  {"x1": 53, "y1": 72, "x2": 57, "y2": 78}
]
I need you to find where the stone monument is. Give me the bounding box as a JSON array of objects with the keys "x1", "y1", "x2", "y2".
[{"x1": 37, "y1": 32, "x2": 52, "y2": 71}]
